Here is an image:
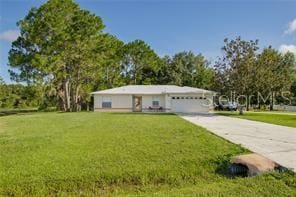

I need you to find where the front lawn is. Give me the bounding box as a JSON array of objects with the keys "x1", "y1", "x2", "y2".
[
  {"x1": 0, "y1": 112, "x2": 295, "y2": 196},
  {"x1": 216, "y1": 111, "x2": 296, "y2": 128}
]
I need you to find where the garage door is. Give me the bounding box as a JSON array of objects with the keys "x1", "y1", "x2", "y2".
[{"x1": 171, "y1": 97, "x2": 209, "y2": 113}]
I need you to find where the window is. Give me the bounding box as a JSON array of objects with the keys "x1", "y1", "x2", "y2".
[
  {"x1": 102, "y1": 96, "x2": 112, "y2": 108},
  {"x1": 172, "y1": 97, "x2": 175, "y2": 99},
  {"x1": 152, "y1": 96, "x2": 160, "y2": 107},
  {"x1": 176, "y1": 97, "x2": 180, "y2": 99},
  {"x1": 152, "y1": 101, "x2": 159, "y2": 107}
]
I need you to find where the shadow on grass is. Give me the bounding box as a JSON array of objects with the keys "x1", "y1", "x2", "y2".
[
  {"x1": 108, "y1": 112, "x2": 176, "y2": 116},
  {"x1": 0, "y1": 109, "x2": 38, "y2": 117},
  {"x1": 214, "y1": 112, "x2": 241, "y2": 117},
  {"x1": 178, "y1": 113, "x2": 217, "y2": 117},
  {"x1": 214, "y1": 154, "x2": 249, "y2": 178},
  {"x1": 214, "y1": 155, "x2": 233, "y2": 177}
]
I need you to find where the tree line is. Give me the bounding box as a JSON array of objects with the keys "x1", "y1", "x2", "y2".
[
  {"x1": 1, "y1": 0, "x2": 296, "y2": 111},
  {"x1": 214, "y1": 37, "x2": 296, "y2": 110}
]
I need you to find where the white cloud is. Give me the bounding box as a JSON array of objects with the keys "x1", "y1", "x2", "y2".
[
  {"x1": 279, "y1": 44, "x2": 296, "y2": 54},
  {"x1": 284, "y1": 19, "x2": 296, "y2": 34},
  {"x1": 0, "y1": 30, "x2": 19, "y2": 42}
]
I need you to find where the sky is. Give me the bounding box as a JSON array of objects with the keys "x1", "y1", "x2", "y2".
[{"x1": 0, "y1": 0, "x2": 296, "y2": 83}]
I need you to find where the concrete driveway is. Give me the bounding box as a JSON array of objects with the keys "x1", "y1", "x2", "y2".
[{"x1": 179, "y1": 113, "x2": 296, "y2": 172}]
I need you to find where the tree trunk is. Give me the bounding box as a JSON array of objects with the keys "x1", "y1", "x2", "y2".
[
  {"x1": 134, "y1": 70, "x2": 137, "y2": 85},
  {"x1": 58, "y1": 89, "x2": 66, "y2": 111},
  {"x1": 246, "y1": 95, "x2": 249, "y2": 111},
  {"x1": 63, "y1": 79, "x2": 71, "y2": 112},
  {"x1": 76, "y1": 85, "x2": 80, "y2": 111},
  {"x1": 239, "y1": 106, "x2": 244, "y2": 115},
  {"x1": 270, "y1": 91, "x2": 274, "y2": 111},
  {"x1": 72, "y1": 84, "x2": 80, "y2": 112}
]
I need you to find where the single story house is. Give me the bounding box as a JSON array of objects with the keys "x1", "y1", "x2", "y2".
[{"x1": 91, "y1": 85, "x2": 215, "y2": 113}]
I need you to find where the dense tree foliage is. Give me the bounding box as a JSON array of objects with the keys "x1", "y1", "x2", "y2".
[
  {"x1": 96, "y1": 35, "x2": 125, "y2": 89},
  {"x1": 122, "y1": 40, "x2": 161, "y2": 85},
  {"x1": 168, "y1": 52, "x2": 213, "y2": 88},
  {"x1": 291, "y1": 77, "x2": 296, "y2": 105},
  {"x1": 0, "y1": 83, "x2": 44, "y2": 109},
  {"x1": 214, "y1": 37, "x2": 296, "y2": 110},
  {"x1": 9, "y1": 0, "x2": 114, "y2": 111},
  {"x1": 214, "y1": 37, "x2": 259, "y2": 110},
  {"x1": 256, "y1": 47, "x2": 295, "y2": 109}
]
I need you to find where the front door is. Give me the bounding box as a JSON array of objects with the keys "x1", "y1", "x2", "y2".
[{"x1": 133, "y1": 96, "x2": 142, "y2": 112}]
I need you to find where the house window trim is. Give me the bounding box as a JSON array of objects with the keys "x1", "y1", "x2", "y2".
[
  {"x1": 152, "y1": 96, "x2": 160, "y2": 107},
  {"x1": 102, "y1": 96, "x2": 112, "y2": 108}
]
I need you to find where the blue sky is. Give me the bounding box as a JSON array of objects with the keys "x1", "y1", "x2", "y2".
[{"x1": 0, "y1": 0, "x2": 296, "y2": 83}]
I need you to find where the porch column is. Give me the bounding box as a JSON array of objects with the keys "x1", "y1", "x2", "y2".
[{"x1": 165, "y1": 94, "x2": 171, "y2": 112}]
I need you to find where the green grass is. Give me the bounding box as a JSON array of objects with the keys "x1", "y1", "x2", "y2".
[
  {"x1": 0, "y1": 112, "x2": 295, "y2": 196},
  {"x1": 216, "y1": 111, "x2": 296, "y2": 128}
]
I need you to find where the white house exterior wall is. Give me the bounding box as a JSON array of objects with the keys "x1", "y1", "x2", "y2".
[
  {"x1": 93, "y1": 92, "x2": 214, "y2": 113},
  {"x1": 94, "y1": 94, "x2": 133, "y2": 112},
  {"x1": 141, "y1": 95, "x2": 166, "y2": 112}
]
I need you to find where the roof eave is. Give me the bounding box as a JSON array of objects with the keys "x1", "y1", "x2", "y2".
[{"x1": 91, "y1": 91, "x2": 215, "y2": 95}]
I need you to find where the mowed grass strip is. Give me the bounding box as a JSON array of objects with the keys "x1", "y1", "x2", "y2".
[
  {"x1": 216, "y1": 111, "x2": 296, "y2": 128},
  {"x1": 0, "y1": 112, "x2": 295, "y2": 196}
]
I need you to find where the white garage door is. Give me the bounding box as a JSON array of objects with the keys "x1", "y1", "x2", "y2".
[{"x1": 171, "y1": 97, "x2": 209, "y2": 113}]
